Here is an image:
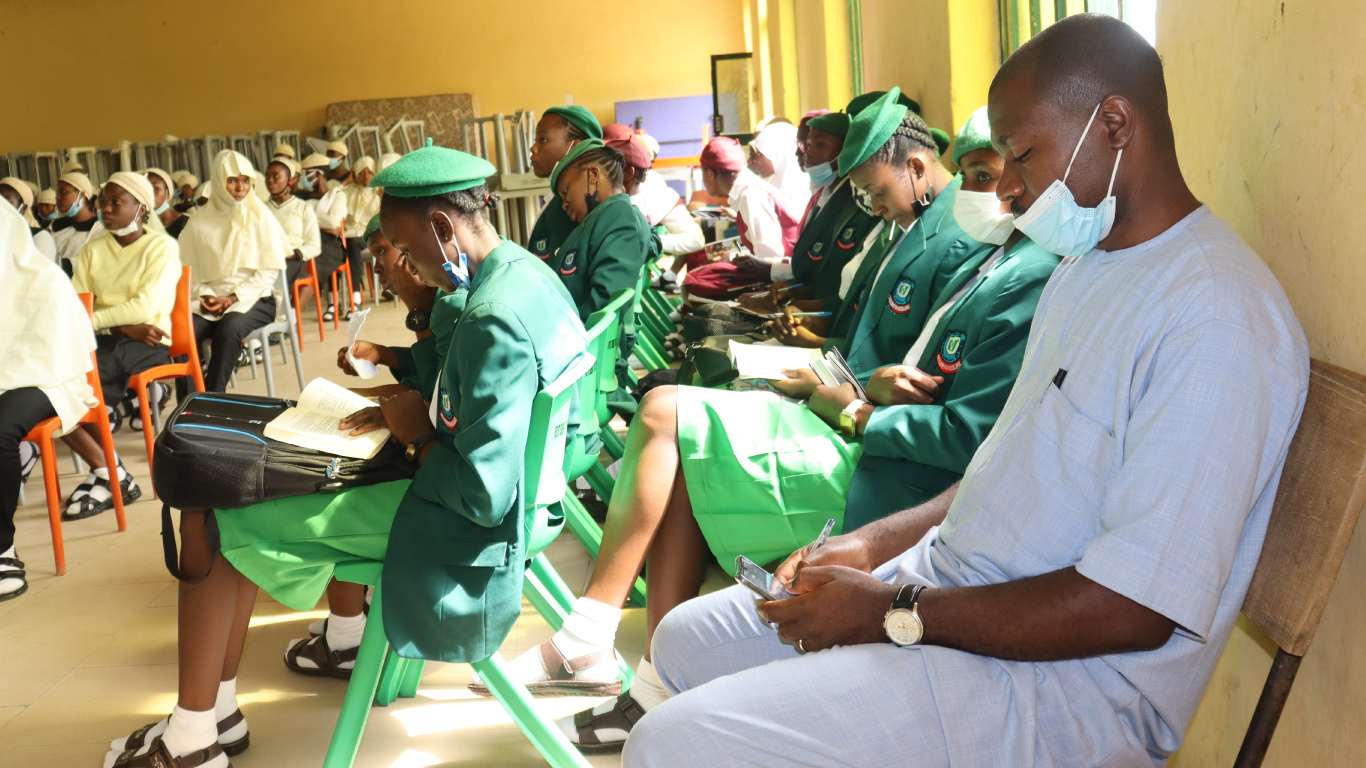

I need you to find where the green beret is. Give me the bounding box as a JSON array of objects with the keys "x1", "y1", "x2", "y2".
[
  {"x1": 363, "y1": 215, "x2": 382, "y2": 241},
  {"x1": 837, "y1": 88, "x2": 909, "y2": 175},
  {"x1": 549, "y1": 138, "x2": 605, "y2": 193},
  {"x1": 846, "y1": 90, "x2": 921, "y2": 118},
  {"x1": 951, "y1": 106, "x2": 995, "y2": 166},
  {"x1": 806, "y1": 112, "x2": 850, "y2": 137},
  {"x1": 929, "y1": 127, "x2": 951, "y2": 157},
  {"x1": 544, "y1": 106, "x2": 603, "y2": 140},
  {"x1": 369, "y1": 138, "x2": 496, "y2": 197}
]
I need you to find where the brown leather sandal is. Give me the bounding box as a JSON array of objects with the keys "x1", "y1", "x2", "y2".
[
  {"x1": 467, "y1": 639, "x2": 621, "y2": 698},
  {"x1": 572, "y1": 692, "x2": 648, "y2": 754},
  {"x1": 283, "y1": 634, "x2": 357, "y2": 680},
  {"x1": 111, "y1": 736, "x2": 225, "y2": 768},
  {"x1": 116, "y1": 709, "x2": 249, "y2": 758}
]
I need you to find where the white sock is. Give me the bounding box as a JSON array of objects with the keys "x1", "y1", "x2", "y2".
[
  {"x1": 325, "y1": 611, "x2": 366, "y2": 651},
  {"x1": 504, "y1": 598, "x2": 620, "y2": 686},
  {"x1": 556, "y1": 597, "x2": 622, "y2": 656},
  {"x1": 214, "y1": 678, "x2": 237, "y2": 720},
  {"x1": 0, "y1": 546, "x2": 21, "y2": 596},
  {"x1": 606, "y1": 459, "x2": 622, "y2": 480},
  {"x1": 308, "y1": 616, "x2": 327, "y2": 636},
  {"x1": 629, "y1": 658, "x2": 670, "y2": 711},
  {"x1": 161, "y1": 705, "x2": 217, "y2": 757},
  {"x1": 92, "y1": 462, "x2": 129, "y2": 483}
]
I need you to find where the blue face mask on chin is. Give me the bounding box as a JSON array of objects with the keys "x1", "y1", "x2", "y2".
[
  {"x1": 328, "y1": 156, "x2": 342, "y2": 170},
  {"x1": 806, "y1": 160, "x2": 838, "y2": 188},
  {"x1": 297, "y1": 172, "x2": 316, "y2": 191},
  {"x1": 430, "y1": 215, "x2": 470, "y2": 291},
  {"x1": 61, "y1": 195, "x2": 84, "y2": 218},
  {"x1": 1013, "y1": 102, "x2": 1123, "y2": 258}
]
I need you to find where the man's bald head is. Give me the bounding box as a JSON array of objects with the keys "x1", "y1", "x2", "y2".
[{"x1": 992, "y1": 14, "x2": 1167, "y2": 127}]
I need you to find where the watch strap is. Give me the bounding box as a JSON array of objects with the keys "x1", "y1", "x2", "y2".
[
  {"x1": 406, "y1": 432, "x2": 440, "y2": 463},
  {"x1": 892, "y1": 583, "x2": 925, "y2": 611}
]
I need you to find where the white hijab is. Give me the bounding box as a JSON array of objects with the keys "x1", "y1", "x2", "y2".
[
  {"x1": 0, "y1": 202, "x2": 95, "y2": 398},
  {"x1": 178, "y1": 150, "x2": 289, "y2": 283},
  {"x1": 751, "y1": 122, "x2": 810, "y2": 212}
]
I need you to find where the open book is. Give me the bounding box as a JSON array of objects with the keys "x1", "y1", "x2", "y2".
[
  {"x1": 728, "y1": 341, "x2": 867, "y2": 400},
  {"x1": 263, "y1": 378, "x2": 389, "y2": 460}
]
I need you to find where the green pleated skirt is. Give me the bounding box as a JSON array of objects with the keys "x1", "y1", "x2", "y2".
[
  {"x1": 217, "y1": 480, "x2": 411, "y2": 611},
  {"x1": 676, "y1": 388, "x2": 863, "y2": 574}
]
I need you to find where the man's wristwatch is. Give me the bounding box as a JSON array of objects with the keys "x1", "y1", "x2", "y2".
[
  {"x1": 838, "y1": 399, "x2": 865, "y2": 439},
  {"x1": 884, "y1": 584, "x2": 926, "y2": 646},
  {"x1": 405, "y1": 307, "x2": 431, "y2": 332},
  {"x1": 404, "y1": 432, "x2": 440, "y2": 466}
]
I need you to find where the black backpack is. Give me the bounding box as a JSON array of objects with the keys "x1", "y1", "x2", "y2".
[{"x1": 152, "y1": 391, "x2": 414, "y2": 510}]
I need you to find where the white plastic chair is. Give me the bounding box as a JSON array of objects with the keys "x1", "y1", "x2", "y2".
[{"x1": 242, "y1": 269, "x2": 307, "y2": 397}]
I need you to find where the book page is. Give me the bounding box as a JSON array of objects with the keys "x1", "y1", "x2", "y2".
[
  {"x1": 263, "y1": 407, "x2": 389, "y2": 460},
  {"x1": 344, "y1": 309, "x2": 379, "y2": 380},
  {"x1": 823, "y1": 349, "x2": 868, "y2": 401},
  {"x1": 729, "y1": 341, "x2": 824, "y2": 381},
  {"x1": 295, "y1": 377, "x2": 376, "y2": 418}
]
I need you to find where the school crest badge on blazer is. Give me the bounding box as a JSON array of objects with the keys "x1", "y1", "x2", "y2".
[
  {"x1": 438, "y1": 387, "x2": 458, "y2": 430},
  {"x1": 937, "y1": 330, "x2": 967, "y2": 374},
  {"x1": 808, "y1": 241, "x2": 826, "y2": 262},
  {"x1": 837, "y1": 226, "x2": 858, "y2": 250},
  {"x1": 887, "y1": 278, "x2": 915, "y2": 314},
  {"x1": 559, "y1": 249, "x2": 578, "y2": 276},
  {"x1": 533, "y1": 238, "x2": 550, "y2": 259}
]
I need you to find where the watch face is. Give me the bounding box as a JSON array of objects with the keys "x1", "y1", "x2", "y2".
[{"x1": 885, "y1": 608, "x2": 923, "y2": 646}]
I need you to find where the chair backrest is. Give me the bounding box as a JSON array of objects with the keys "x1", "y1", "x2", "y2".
[
  {"x1": 1243, "y1": 358, "x2": 1366, "y2": 656},
  {"x1": 596, "y1": 288, "x2": 635, "y2": 396},
  {"x1": 523, "y1": 353, "x2": 596, "y2": 512},
  {"x1": 272, "y1": 265, "x2": 294, "y2": 321},
  {"x1": 74, "y1": 293, "x2": 105, "y2": 402},
  {"x1": 166, "y1": 266, "x2": 199, "y2": 360},
  {"x1": 575, "y1": 309, "x2": 615, "y2": 436}
]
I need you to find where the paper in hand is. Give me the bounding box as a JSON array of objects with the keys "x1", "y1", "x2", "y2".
[{"x1": 344, "y1": 308, "x2": 379, "y2": 379}]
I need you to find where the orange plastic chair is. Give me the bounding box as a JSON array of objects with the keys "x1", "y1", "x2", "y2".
[
  {"x1": 292, "y1": 258, "x2": 325, "y2": 348},
  {"x1": 129, "y1": 266, "x2": 205, "y2": 481},
  {"x1": 329, "y1": 260, "x2": 358, "y2": 329},
  {"x1": 23, "y1": 293, "x2": 127, "y2": 575}
]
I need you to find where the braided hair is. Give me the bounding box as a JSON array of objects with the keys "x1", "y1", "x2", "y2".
[
  {"x1": 865, "y1": 111, "x2": 939, "y2": 171},
  {"x1": 562, "y1": 145, "x2": 625, "y2": 188},
  {"x1": 565, "y1": 123, "x2": 590, "y2": 142}
]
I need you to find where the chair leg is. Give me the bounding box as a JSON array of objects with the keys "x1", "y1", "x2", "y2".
[
  {"x1": 1234, "y1": 649, "x2": 1304, "y2": 768},
  {"x1": 288, "y1": 329, "x2": 306, "y2": 393},
  {"x1": 374, "y1": 648, "x2": 406, "y2": 707},
  {"x1": 330, "y1": 273, "x2": 341, "y2": 330},
  {"x1": 260, "y1": 337, "x2": 276, "y2": 398},
  {"x1": 469, "y1": 654, "x2": 594, "y2": 768},
  {"x1": 322, "y1": 584, "x2": 391, "y2": 768},
  {"x1": 292, "y1": 283, "x2": 306, "y2": 351},
  {"x1": 136, "y1": 380, "x2": 157, "y2": 484},
  {"x1": 93, "y1": 402, "x2": 127, "y2": 533},
  {"x1": 247, "y1": 340, "x2": 259, "y2": 380},
  {"x1": 599, "y1": 428, "x2": 626, "y2": 463},
  {"x1": 398, "y1": 658, "x2": 425, "y2": 698},
  {"x1": 585, "y1": 461, "x2": 616, "y2": 500},
  {"x1": 38, "y1": 439, "x2": 65, "y2": 575}
]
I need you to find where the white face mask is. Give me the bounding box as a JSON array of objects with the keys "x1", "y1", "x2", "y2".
[
  {"x1": 106, "y1": 204, "x2": 144, "y2": 236},
  {"x1": 953, "y1": 188, "x2": 1015, "y2": 245}
]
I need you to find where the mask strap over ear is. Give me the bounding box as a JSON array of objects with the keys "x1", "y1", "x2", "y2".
[{"x1": 1063, "y1": 102, "x2": 1103, "y2": 184}]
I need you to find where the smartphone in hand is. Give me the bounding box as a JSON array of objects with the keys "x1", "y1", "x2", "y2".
[{"x1": 735, "y1": 556, "x2": 795, "y2": 601}]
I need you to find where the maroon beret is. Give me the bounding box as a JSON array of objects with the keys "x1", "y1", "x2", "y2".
[
  {"x1": 602, "y1": 123, "x2": 635, "y2": 142},
  {"x1": 607, "y1": 136, "x2": 652, "y2": 170},
  {"x1": 700, "y1": 137, "x2": 745, "y2": 173}
]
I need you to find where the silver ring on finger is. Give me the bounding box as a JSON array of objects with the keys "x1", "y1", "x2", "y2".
[{"x1": 796, "y1": 638, "x2": 807, "y2": 654}]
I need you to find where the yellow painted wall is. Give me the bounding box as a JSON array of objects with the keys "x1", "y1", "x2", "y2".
[
  {"x1": 857, "y1": 0, "x2": 999, "y2": 154},
  {"x1": 1161, "y1": 1, "x2": 1366, "y2": 762},
  {"x1": 0, "y1": 0, "x2": 745, "y2": 153}
]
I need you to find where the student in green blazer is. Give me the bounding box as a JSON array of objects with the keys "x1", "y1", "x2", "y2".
[
  {"x1": 528, "y1": 105, "x2": 603, "y2": 262},
  {"x1": 103, "y1": 145, "x2": 590, "y2": 768},
  {"x1": 734, "y1": 112, "x2": 880, "y2": 304},
  {"x1": 549, "y1": 139, "x2": 660, "y2": 321},
  {"x1": 491, "y1": 100, "x2": 1054, "y2": 755}
]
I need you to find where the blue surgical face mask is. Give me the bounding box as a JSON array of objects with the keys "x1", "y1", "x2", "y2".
[
  {"x1": 806, "y1": 160, "x2": 837, "y2": 188},
  {"x1": 42, "y1": 208, "x2": 59, "y2": 220},
  {"x1": 154, "y1": 199, "x2": 170, "y2": 215},
  {"x1": 328, "y1": 156, "x2": 342, "y2": 170},
  {"x1": 62, "y1": 194, "x2": 84, "y2": 218},
  {"x1": 431, "y1": 214, "x2": 470, "y2": 291},
  {"x1": 297, "y1": 171, "x2": 316, "y2": 191},
  {"x1": 1013, "y1": 102, "x2": 1123, "y2": 258}
]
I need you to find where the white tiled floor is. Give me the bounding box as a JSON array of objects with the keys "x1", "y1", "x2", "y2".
[{"x1": 0, "y1": 299, "x2": 648, "y2": 768}]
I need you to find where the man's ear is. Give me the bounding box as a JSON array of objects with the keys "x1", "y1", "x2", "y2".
[{"x1": 1101, "y1": 95, "x2": 1137, "y2": 151}]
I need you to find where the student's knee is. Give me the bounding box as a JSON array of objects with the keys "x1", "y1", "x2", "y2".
[{"x1": 636, "y1": 386, "x2": 679, "y2": 441}]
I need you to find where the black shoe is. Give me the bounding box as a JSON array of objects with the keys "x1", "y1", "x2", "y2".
[
  {"x1": 0, "y1": 555, "x2": 27, "y2": 603},
  {"x1": 18, "y1": 443, "x2": 39, "y2": 487},
  {"x1": 62, "y1": 463, "x2": 142, "y2": 521},
  {"x1": 576, "y1": 489, "x2": 609, "y2": 524},
  {"x1": 323, "y1": 305, "x2": 336, "y2": 322},
  {"x1": 105, "y1": 404, "x2": 123, "y2": 435}
]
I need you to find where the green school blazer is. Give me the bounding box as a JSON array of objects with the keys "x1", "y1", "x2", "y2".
[
  {"x1": 381, "y1": 241, "x2": 589, "y2": 664},
  {"x1": 551, "y1": 193, "x2": 660, "y2": 321},
  {"x1": 391, "y1": 288, "x2": 468, "y2": 393},
  {"x1": 789, "y1": 180, "x2": 882, "y2": 301},
  {"x1": 823, "y1": 221, "x2": 892, "y2": 343},
  {"x1": 843, "y1": 237, "x2": 1061, "y2": 529},
  {"x1": 528, "y1": 194, "x2": 578, "y2": 262},
  {"x1": 840, "y1": 179, "x2": 996, "y2": 382}
]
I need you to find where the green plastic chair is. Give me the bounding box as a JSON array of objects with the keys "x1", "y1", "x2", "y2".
[{"x1": 321, "y1": 352, "x2": 628, "y2": 768}]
